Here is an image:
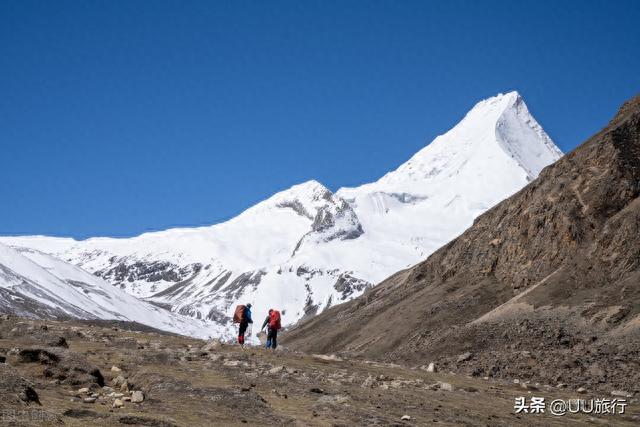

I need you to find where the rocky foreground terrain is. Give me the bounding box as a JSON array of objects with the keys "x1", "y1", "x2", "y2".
[{"x1": 0, "y1": 316, "x2": 636, "y2": 426}]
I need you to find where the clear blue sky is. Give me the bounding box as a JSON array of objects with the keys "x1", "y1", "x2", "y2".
[{"x1": 1, "y1": 1, "x2": 639, "y2": 239}]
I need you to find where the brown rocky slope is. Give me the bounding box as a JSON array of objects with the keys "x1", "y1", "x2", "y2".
[
  {"x1": 6, "y1": 316, "x2": 634, "y2": 426},
  {"x1": 283, "y1": 94, "x2": 640, "y2": 395}
]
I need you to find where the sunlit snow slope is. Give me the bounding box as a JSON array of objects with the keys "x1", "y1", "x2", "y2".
[
  {"x1": 0, "y1": 242, "x2": 216, "y2": 338},
  {"x1": 1, "y1": 91, "x2": 562, "y2": 338}
]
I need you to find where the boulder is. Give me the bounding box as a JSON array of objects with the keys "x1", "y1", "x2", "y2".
[
  {"x1": 131, "y1": 390, "x2": 145, "y2": 403},
  {"x1": 457, "y1": 352, "x2": 473, "y2": 363},
  {"x1": 18, "y1": 347, "x2": 104, "y2": 387},
  {"x1": 112, "y1": 375, "x2": 126, "y2": 387},
  {"x1": 267, "y1": 366, "x2": 285, "y2": 375},
  {"x1": 439, "y1": 382, "x2": 455, "y2": 392}
]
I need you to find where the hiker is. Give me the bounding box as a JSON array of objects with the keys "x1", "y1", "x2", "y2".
[
  {"x1": 261, "y1": 308, "x2": 282, "y2": 349},
  {"x1": 233, "y1": 303, "x2": 253, "y2": 345}
]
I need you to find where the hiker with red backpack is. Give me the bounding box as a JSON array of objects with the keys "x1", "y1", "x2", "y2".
[
  {"x1": 261, "y1": 309, "x2": 282, "y2": 349},
  {"x1": 233, "y1": 303, "x2": 253, "y2": 345}
]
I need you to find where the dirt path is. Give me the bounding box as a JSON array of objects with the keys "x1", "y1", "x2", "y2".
[{"x1": 0, "y1": 317, "x2": 637, "y2": 426}]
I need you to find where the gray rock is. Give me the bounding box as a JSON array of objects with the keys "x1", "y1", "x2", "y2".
[
  {"x1": 318, "y1": 394, "x2": 350, "y2": 404},
  {"x1": 611, "y1": 390, "x2": 633, "y2": 398},
  {"x1": 201, "y1": 340, "x2": 221, "y2": 352},
  {"x1": 457, "y1": 352, "x2": 473, "y2": 363},
  {"x1": 439, "y1": 382, "x2": 454, "y2": 392},
  {"x1": 361, "y1": 375, "x2": 375, "y2": 388},
  {"x1": 267, "y1": 366, "x2": 285, "y2": 375},
  {"x1": 312, "y1": 354, "x2": 342, "y2": 362},
  {"x1": 223, "y1": 360, "x2": 247, "y2": 367},
  {"x1": 112, "y1": 375, "x2": 126, "y2": 387},
  {"x1": 131, "y1": 390, "x2": 144, "y2": 403}
]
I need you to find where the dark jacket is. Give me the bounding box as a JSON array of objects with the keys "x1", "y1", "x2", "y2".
[
  {"x1": 261, "y1": 316, "x2": 270, "y2": 330},
  {"x1": 243, "y1": 306, "x2": 253, "y2": 324}
]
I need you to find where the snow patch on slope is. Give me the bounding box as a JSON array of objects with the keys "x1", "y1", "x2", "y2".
[{"x1": 0, "y1": 242, "x2": 216, "y2": 339}]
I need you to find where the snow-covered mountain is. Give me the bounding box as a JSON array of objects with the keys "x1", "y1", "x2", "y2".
[
  {"x1": 0, "y1": 242, "x2": 215, "y2": 338},
  {"x1": 1, "y1": 91, "x2": 563, "y2": 337}
]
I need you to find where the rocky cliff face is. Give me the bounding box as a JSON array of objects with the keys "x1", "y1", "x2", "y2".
[{"x1": 284, "y1": 94, "x2": 640, "y2": 393}]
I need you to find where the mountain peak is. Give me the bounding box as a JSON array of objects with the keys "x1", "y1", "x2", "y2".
[
  {"x1": 465, "y1": 90, "x2": 521, "y2": 118},
  {"x1": 493, "y1": 92, "x2": 563, "y2": 179},
  {"x1": 369, "y1": 91, "x2": 562, "y2": 188},
  {"x1": 287, "y1": 179, "x2": 330, "y2": 194},
  {"x1": 267, "y1": 180, "x2": 333, "y2": 207}
]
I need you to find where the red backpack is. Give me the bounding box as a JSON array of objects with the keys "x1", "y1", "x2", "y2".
[
  {"x1": 233, "y1": 305, "x2": 246, "y2": 324},
  {"x1": 269, "y1": 310, "x2": 282, "y2": 330}
]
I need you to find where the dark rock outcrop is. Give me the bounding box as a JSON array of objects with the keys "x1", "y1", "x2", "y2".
[
  {"x1": 16, "y1": 347, "x2": 104, "y2": 387},
  {"x1": 0, "y1": 364, "x2": 40, "y2": 405}
]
